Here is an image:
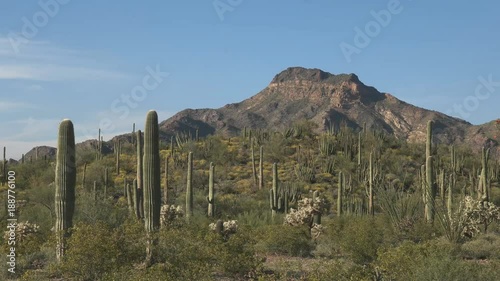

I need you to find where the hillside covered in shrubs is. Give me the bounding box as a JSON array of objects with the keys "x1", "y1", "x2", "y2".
[{"x1": 1, "y1": 112, "x2": 500, "y2": 281}]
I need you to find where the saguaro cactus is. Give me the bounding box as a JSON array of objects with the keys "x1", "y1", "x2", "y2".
[
  {"x1": 426, "y1": 120, "x2": 433, "y2": 160},
  {"x1": 337, "y1": 171, "x2": 343, "y2": 217},
  {"x1": 137, "y1": 130, "x2": 144, "y2": 219},
  {"x1": 81, "y1": 163, "x2": 87, "y2": 190},
  {"x1": 478, "y1": 147, "x2": 490, "y2": 201},
  {"x1": 2, "y1": 146, "x2": 6, "y2": 186},
  {"x1": 207, "y1": 162, "x2": 215, "y2": 217},
  {"x1": 270, "y1": 163, "x2": 279, "y2": 218},
  {"x1": 368, "y1": 151, "x2": 374, "y2": 216},
  {"x1": 143, "y1": 110, "x2": 161, "y2": 264},
  {"x1": 424, "y1": 120, "x2": 436, "y2": 223},
  {"x1": 258, "y1": 146, "x2": 264, "y2": 190},
  {"x1": 426, "y1": 156, "x2": 436, "y2": 223},
  {"x1": 55, "y1": 119, "x2": 76, "y2": 262},
  {"x1": 186, "y1": 152, "x2": 194, "y2": 219},
  {"x1": 116, "y1": 140, "x2": 121, "y2": 175},
  {"x1": 251, "y1": 139, "x2": 257, "y2": 187},
  {"x1": 313, "y1": 190, "x2": 321, "y2": 224},
  {"x1": 104, "y1": 167, "x2": 108, "y2": 198},
  {"x1": 164, "y1": 156, "x2": 169, "y2": 204}
]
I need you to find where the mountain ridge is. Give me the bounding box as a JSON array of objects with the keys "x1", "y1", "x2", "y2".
[{"x1": 18, "y1": 67, "x2": 499, "y2": 159}]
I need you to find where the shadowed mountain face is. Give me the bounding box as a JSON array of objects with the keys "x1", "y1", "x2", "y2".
[{"x1": 159, "y1": 67, "x2": 497, "y2": 152}]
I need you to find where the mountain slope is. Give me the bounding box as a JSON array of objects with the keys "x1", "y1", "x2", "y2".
[{"x1": 159, "y1": 67, "x2": 494, "y2": 150}]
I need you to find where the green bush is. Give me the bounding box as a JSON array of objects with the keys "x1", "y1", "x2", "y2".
[
  {"x1": 374, "y1": 238, "x2": 492, "y2": 281},
  {"x1": 217, "y1": 226, "x2": 262, "y2": 276},
  {"x1": 461, "y1": 233, "x2": 500, "y2": 259},
  {"x1": 58, "y1": 222, "x2": 124, "y2": 281},
  {"x1": 255, "y1": 225, "x2": 314, "y2": 257},
  {"x1": 337, "y1": 217, "x2": 385, "y2": 264}
]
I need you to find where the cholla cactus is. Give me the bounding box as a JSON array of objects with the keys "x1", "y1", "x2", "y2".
[
  {"x1": 160, "y1": 204, "x2": 184, "y2": 228},
  {"x1": 4, "y1": 221, "x2": 40, "y2": 242},
  {"x1": 460, "y1": 196, "x2": 500, "y2": 238},
  {"x1": 209, "y1": 219, "x2": 238, "y2": 240},
  {"x1": 284, "y1": 197, "x2": 326, "y2": 238}
]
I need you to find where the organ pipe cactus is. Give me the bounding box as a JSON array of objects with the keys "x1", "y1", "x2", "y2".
[
  {"x1": 186, "y1": 152, "x2": 193, "y2": 219},
  {"x1": 55, "y1": 119, "x2": 76, "y2": 262},
  {"x1": 207, "y1": 162, "x2": 215, "y2": 217},
  {"x1": 143, "y1": 110, "x2": 161, "y2": 265}
]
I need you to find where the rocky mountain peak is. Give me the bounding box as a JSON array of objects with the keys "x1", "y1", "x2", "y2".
[{"x1": 270, "y1": 67, "x2": 360, "y2": 85}]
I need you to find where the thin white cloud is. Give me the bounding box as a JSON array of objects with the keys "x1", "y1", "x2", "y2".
[
  {"x1": 0, "y1": 101, "x2": 38, "y2": 112},
  {"x1": 0, "y1": 37, "x2": 131, "y2": 81},
  {"x1": 1, "y1": 117, "x2": 59, "y2": 141},
  {"x1": 0, "y1": 64, "x2": 130, "y2": 81}
]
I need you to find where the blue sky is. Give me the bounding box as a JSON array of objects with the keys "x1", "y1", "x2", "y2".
[{"x1": 0, "y1": 0, "x2": 499, "y2": 159}]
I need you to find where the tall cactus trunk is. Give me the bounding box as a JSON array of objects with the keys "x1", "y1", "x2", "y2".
[
  {"x1": 426, "y1": 120, "x2": 433, "y2": 160},
  {"x1": 479, "y1": 147, "x2": 490, "y2": 201},
  {"x1": 208, "y1": 162, "x2": 215, "y2": 217},
  {"x1": 104, "y1": 167, "x2": 108, "y2": 199},
  {"x1": 337, "y1": 171, "x2": 343, "y2": 217},
  {"x1": 2, "y1": 146, "x2": 6, "y2": 186},
  {"x1": 270, "y1": 163, "x2": 278, "y2": 219},
  {"x1": 424, "y1": 120, "x2": 435, "y2": 223},
  {"x1": 97, "y1": 128, "x2": 101, "y2": 160},
  {"x1": 137, "y1": 130, "x2": 144, "y2": 219},
  {"x1": 368, "y1": 151, "x2": 374, "y2": 216},
  {"x1": 143, "y1": 111, "x2": 161, "y2": 266},
  {"x1": 164, "y1": 156, "x2": 169, "y2": 205},
  {"x1": 116, "y1": 140, "x2": 121, "y2": 175},
  {"x1": 251, "y1": 139, "x2": 257, "y2": 188},
  {"x1": 426, "y1": 156, "x2": 435, "y2": 223},
  {"x1": 133, "y1": 179, "x2": 141, "y2": 220},
  {"x1": 313, "y1": 190, "x2": 321, "y2": 225},
  {"x1": 55, "y1": 119, "x2": 76, "y2": 263},
  {"x1": 186, "y1": 152, "x2": 193, "y2": 219},
  {"x1": 81, "y1": 163, "x2": 87, "y2": 190},
  {"x1": 258, "y1": 146, "x2": 264, "y2": 190}
]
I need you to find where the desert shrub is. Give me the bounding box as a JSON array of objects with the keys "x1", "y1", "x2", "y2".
[
  {"x1": 306, "y1": 259, "x2": 374, "y2": 281},
  {"x1": 73, "y1": 192, "x2": 128, "y2": 228},
  {"x1": 153, "y1": 227, "x2": 217, "y2": 280},
  {"x1": 413, "y1": 256, "x2": 499, "y2": 281},
  {"x1": 376, "y1": 238, "x2": 499, "y2": 281},
  {"x1": 336, "y1": 217, "x2": 385, "y2": 264},
  {"x1": 460, "y1": 233, "x2": 500, "y2": 259},
  {"x1": 376, "y1": 239, "x2": 454, "y2": 281},
  {"x1": 217, "y1": 226, "x2": 262, "y2": 276},
  {"x1": 58, "y1": 222, "x2": 124, "y2": 281},
  {"x1": 255, "y1": 225, "x2": 314, "y2": 257}
]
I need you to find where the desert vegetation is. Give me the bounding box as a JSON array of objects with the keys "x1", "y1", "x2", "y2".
[{"x1": 1, "y1": 111, "x2": 499, "y2": 280}]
